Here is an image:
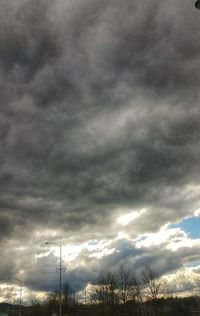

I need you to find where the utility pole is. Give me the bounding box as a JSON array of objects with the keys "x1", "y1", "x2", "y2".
[
  {"x1": 59, "y1": 244, "x2": 62, "y2": 316},
  {"x1": 45, "y1": 242, "x2": 63, "y2": 316},
  {"x1": 8, "y1": 278, "x2": 23, "y2": 316}
]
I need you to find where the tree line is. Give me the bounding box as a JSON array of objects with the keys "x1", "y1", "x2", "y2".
[{"x1": 4, "y1": 264, "x2": 200, "y2": 316}]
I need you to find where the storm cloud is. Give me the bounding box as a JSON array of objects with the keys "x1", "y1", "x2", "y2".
[{"x1": 0, "y1": 0, "x2": 200, "y2": 298}]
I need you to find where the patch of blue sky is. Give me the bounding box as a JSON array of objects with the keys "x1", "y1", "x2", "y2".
[
  {"x1": 88, "y1": 240, "x2": 99, "y2": 245},
  {"x1": 170, "y1": 216, "x2": 200, "y2": 239},
  {"x1": 136, "y1": 235, "x2": 147, "y2": 242},
  {"x1": 184, "y1": 260, "x2": 200, "y2": 268}
]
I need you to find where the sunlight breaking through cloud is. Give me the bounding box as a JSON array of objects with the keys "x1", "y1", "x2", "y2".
[{"x1": 117, "y1": 209, "x2": 146, "y2": 226}]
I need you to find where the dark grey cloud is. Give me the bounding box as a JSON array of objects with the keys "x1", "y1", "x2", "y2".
[{"x1": 0, "y1": 0, "x2": 200, "y2": 297}]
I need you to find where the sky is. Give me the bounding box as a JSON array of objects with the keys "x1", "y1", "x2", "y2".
[{"x1": 1, "y1": 0, "x2": 200, "y2": 303}]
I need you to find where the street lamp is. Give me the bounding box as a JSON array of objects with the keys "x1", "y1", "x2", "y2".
[
  {"x1": 8, "y1": 277, "x2": 22, "y2": 316},
  {"x1": 45, "y1": 242, "x2": 63, "y2": 316}
]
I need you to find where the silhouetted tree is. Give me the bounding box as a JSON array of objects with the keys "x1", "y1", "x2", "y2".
[
  {"x1": 117, "y1": 263, "x2": 141, "y2": 304},
  {"x1": 142, "y1": 265, "x2": 166, "y2": 316},
  {"x1": 46, "y1": 290, "x2": 59, "y2": 315},
  {"x1": 62, "y1": 282, "x2": 75, "y2": 309},
  {"x1": 142, "y1": 265, "x2": 165, "y2": 301},
  {"x1": 92, "y1": 268, "x2": 118, "y2": 306}
]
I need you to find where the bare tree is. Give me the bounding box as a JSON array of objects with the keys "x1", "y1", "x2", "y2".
[
  {"x1": 62, "y1": 282, "x2": 75, "y2": 308},
  {"x1": 46, "y1": 291, "x2": 59, "y2": 315},
  {"x1": 142, "y1": 265, "x2": 167, "y2": 316},
  {"x1": 117, "y1": 264, "x2": 141, "y2": 304},
  {"x1": 142, "y1": 265, "x2": 165, "y2": 301},
  {"x1": 92, "y1": 268, "x2": 118, "y2": 306}
]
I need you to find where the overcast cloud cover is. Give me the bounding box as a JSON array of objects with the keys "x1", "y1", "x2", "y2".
[{"x1": 0, "y1": 0, "x2": 200, "y2": 300}]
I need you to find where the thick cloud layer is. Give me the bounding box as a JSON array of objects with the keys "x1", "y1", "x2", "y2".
[{"x1": 0, "y1": 0, "x2": 200, "y2": 298}]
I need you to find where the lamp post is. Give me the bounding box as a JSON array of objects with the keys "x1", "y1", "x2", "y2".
[
  {"x1": 8, "y1": 277, "x2": 22, "y2": 316},
  {"x1": 45, "y1": 242, "x2": 63, "y2": 316}
]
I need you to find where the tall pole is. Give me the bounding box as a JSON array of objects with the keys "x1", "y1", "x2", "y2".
[
  {"x1": 19, "y1": 280, "x2": 22, "y2": 316},
  {"x1": 45, "y1": 242, "x2": 62, "y2": 316},
  {"x1": 59, "y1": 244, "x2": 62, "y2": 316},
  {"x1": 8, "y1": 278, "x2": 22, "y2": 316},
  {"x1": 84, "y1": 287, "x2": 86, "y2": 305}
]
